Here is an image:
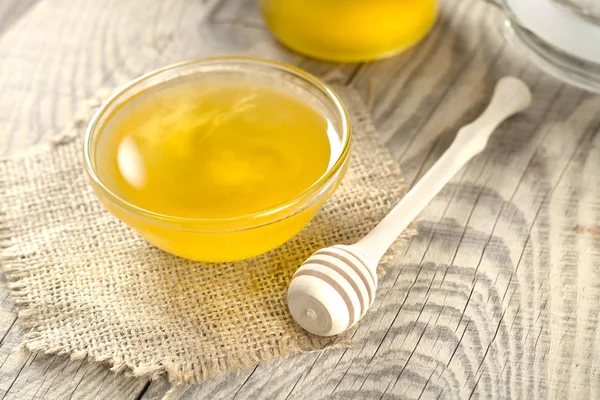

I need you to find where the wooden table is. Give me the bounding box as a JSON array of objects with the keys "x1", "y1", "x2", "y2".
[{"x1": 1, "y1": 0, "x2": 599, "y2": 398}]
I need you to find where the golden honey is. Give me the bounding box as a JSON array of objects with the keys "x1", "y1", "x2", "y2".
[
  {"x1": 95, "y1": 81, "x2": 331, "y2": 219},
  {"x1": 260, "y1": 0, "x2": 438, "y2": 62},
  {"x1": 91, "y1": 74, "x2": 344, "y2": 262}
]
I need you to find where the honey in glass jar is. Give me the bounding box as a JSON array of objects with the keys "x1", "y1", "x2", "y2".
[{"x1": 260, "y1": 0, "x2": 438, "y2": 62}]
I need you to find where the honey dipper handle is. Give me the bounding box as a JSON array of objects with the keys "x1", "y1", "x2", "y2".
[{"x1": 354, "y1": 77, "x2": 532, "y2": 263}]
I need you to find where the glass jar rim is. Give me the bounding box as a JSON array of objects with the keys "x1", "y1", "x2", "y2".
[{"x1": 84, "y1": 56, "x2": 352, "y2": 231}]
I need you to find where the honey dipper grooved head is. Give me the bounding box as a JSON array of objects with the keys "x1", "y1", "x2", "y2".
[{"x1": 287, "y1": 245, "x2": 377, "y2": 336}]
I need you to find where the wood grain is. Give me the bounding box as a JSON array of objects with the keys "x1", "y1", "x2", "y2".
[
  {"x1": 1, "y1": 0, "x2": 600, "y2": 398},
  {"x1": 0, "y1": 0, "x2": 38, "y2": 34}
]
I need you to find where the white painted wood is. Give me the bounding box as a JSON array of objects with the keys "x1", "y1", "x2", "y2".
[{"x1": 1, "y1": 0, "x2": 600, "y2": 398}]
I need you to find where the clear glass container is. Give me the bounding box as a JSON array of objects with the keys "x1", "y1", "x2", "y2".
[
  {"x1": 260, "y1": 0, "x2": 438, "y2": 63},
  {"x1": 84, "y1": 57, "x2": 351, "y2": 262},
  {"x1": 494, "y1": 0, "x2": 600, "y2": 93}
]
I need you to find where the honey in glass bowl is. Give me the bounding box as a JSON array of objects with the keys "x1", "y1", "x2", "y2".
[
  {"x1": 85, "y1": 58, "x2": 351, "y2": 262},
  {"x1": 260, "y1": 0, "x2": 438, "y2": 62}
]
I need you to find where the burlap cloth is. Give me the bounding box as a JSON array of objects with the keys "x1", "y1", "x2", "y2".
[{"x1": 0, "y1": 86, "x2": 416, "y2": 384}]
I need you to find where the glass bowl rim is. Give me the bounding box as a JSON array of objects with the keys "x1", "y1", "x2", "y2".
[{"x1": 83, "y1": 56, "x2": 352, "y2": 230}]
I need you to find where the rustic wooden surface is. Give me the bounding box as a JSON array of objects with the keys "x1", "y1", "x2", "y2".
[{"x1": 1, "y1": 0, "x2": 599, "y2": 398}]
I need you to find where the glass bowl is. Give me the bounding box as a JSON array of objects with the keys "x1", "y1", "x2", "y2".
[
  {"x1": 84, "y1": 57, "x2": 351, "y2": 262},
  {"x1": 496, "y1": 0, "x2": 600, "y2": 93}
]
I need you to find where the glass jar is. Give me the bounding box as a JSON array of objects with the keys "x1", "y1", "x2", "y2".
[
  {"x1": 493, "y1": 0, "x2": 600, "y2": 93},
  {"x1": 260, "y1": 0, "x2": 438, "y2": 63}
]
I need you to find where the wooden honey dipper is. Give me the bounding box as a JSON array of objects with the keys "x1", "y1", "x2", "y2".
[{"x1": 287, "y1": 77, "x2": 532, "y2": 336}]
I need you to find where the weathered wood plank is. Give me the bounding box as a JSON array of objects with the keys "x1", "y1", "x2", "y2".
[
  {"x1": 2, "y1": 0, "x2": 600, "y2": 398},
  {"x1": 0, "y1": 0, "x2": 38, "y2": 35}
]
